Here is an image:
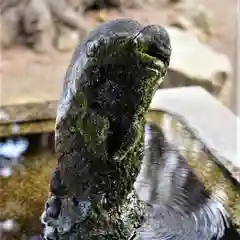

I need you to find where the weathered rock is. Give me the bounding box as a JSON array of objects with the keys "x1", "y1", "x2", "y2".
[
  {"x1": 0, "y1": 0, "x2": 88, "y2": 52},
  {"x1": 0, "y1": 8, "x2": 19, "y2": 48},
  {"x1": 0, "y1": 1, "x2": 25, "y2": 48},
  {"x1": 46, "y1": 0, "x2": 88, "y2": 31},
  {"x1": 168, "y1": 0, "x2": 182, "y2": 3},
  {"x1": 66, "y1": 0, "x2": 92, "y2": 12},
  {"x1": 79, "y1": 0, "x2": 144, "y2": 10},
  {"x1": 22, "y1": 0, "x2": 54, "y2": 53},
  {"x1": 160, "y1": 27, "x2": 232, "y2": 96},
  {"x1": 55, "y1": 26, "x2": 80, "y2": 52},
  {"x1": 170, "y1": 0, "x2": 212, "y2": 42},
  {"x1": 1, "y1": 0, "x2": 147, "y2": 52},
  {"x1": 41, "y1": 19, "x2": 171, "y2": 239},
  {"x1": 51, "y1": 0, "x2": 89, "y2": 51},
  {"x1": 0, "y1": 0, "x2": 20, "y2": 13}
]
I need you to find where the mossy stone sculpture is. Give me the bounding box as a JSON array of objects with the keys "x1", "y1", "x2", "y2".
[{"x1": 41, "y1": 19, "x2": 171, "y2": 239}]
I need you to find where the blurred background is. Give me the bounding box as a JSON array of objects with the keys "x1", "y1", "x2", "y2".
[{"x1": 0, "y1": 0, "x2": 238, "y2": 239}]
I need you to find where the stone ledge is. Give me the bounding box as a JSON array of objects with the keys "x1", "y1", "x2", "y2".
[
  {"x1": 150, "y1": 86, "x2": 240, "y2": 183},
  {"x1": 0, "y1": 101, "x2": 58, "y2": 124},
  {"x1": 0, "y1": 119, "x2": 55, "y2": 137}
]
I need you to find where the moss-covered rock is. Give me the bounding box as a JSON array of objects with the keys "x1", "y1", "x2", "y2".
[{"x1": 42, "y1": 19, "x2": 171, "y2": 239}]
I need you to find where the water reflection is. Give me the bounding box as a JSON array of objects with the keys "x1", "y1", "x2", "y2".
[
  {"x1": 0, "y1": 121, "x2": 54, "y2": 239},
  {"x1": 0, "y1": 138, "x2": 29, "y2": 167}
]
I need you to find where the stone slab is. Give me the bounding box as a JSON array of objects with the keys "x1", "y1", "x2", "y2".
[
  {"x1": 160, "y1": 27, "x2": 232, "y2": 95},
  {"x1": 0, "y1": 50, "x2": 71, "y2": 124},
  {"x1": 0, "y1": 119, "x2": 55, "y2": 137},
  {"x1": 150, "y1": 86, "x2": 240, "y2": 183}
]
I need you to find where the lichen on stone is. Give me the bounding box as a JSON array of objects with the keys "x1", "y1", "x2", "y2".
[{"x1": 41, "y1": 30, "x2": 169, "y2": 238}]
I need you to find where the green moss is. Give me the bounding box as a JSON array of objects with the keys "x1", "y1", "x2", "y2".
[{"x1": 54, "y1": 36, "x2": 168, "y2": 238}]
